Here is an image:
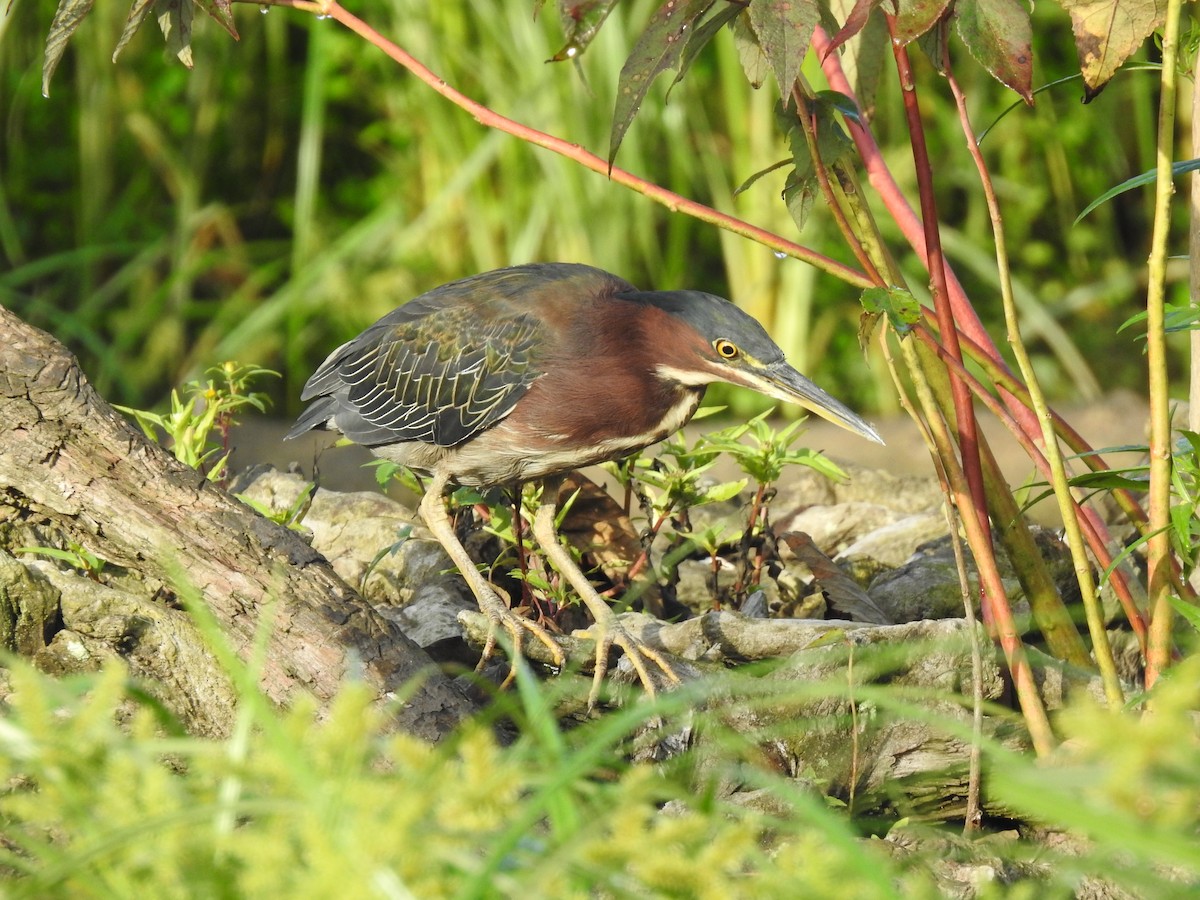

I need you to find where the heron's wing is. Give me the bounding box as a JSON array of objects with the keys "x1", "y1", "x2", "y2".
[{"x1": 295, "y1": 301, "x2": 543, "y2": 448}]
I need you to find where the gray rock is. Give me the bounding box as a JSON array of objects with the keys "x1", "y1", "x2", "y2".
[{"x1": 236, "y1": 468, "x2": 477, "y2": 651}]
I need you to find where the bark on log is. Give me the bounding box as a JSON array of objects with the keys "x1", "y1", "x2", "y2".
[{"x1": 0, "y1": 307, "x2": 473, "y2": 741}]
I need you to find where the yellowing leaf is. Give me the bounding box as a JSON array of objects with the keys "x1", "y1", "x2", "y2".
[
  {"x1": 1055, "y1": 0, "x2": 1166, "y2": 95},
  {"x1": 155, "y1": 0, "x2": 194, "y2": 68}
]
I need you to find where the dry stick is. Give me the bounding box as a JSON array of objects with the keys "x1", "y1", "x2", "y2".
[
  {"x1": 261, "y1": 0, "x2": 874, "y2": 289},
  {"x1": 901, "y1": 338, "x2": 1056, "y2": 756},
  {"x1": 945, "y1": 69, "x2": 1124, "y2": 708},
  {"x1": 885, "y1": 21, "x2": 992, "y2": 623},
  {"x1": 1145, "y1": 0, "x2": 1184, "y2": 689},
  {"x1": 879, "y1": 331, "x2": 984, "y2": 831}
]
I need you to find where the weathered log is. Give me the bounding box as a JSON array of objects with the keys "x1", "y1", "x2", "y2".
[{"x1": 0, "y1": 307, "x2": 473, "y2": 740}]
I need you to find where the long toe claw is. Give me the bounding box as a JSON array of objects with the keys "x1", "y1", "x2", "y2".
[
  {"x1": 578, "y1": 608, "x2": 682, "y2": 710},
  {"x1": 475, "y1": 587, "x2": 567, "y2": 686}
]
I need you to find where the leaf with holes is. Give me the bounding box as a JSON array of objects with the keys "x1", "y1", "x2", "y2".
[
  {"x1": 610, "y1": 0, "x2": 716, "y2": 166},
  {"x1": 955, "y1": 0, "x2": 1033, "y2": 104},
  {"x1": 42, "y1": 0, "x2": 96, "y2": 97},
  {"x1": 1054, "y1": 0, "x2": 1166, "y2": 96},
  {"x1": 747, "y1": 0, "x2": 820, "y2": 98},
  {"x1": 549, "y1": 0, "x2": 619, "y2": 62}
]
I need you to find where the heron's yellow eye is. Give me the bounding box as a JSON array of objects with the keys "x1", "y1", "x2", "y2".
[{"x1": 714, "y1": 339, "x2": 739, "y2": 359}]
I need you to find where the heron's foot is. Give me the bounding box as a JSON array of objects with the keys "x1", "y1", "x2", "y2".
[
  {"x1": 575, "y1": 607, "x2": 682, "y2": 710},
  {"x1": 475, "y1": 589, "x2": 567, "y2": 687}
]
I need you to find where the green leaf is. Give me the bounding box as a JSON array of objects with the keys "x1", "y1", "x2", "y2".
[
  {"x1": 954, "y1": 0, "x2": 1033, "y2": 104},
  {"x1": 733, "y1": 158, "x2": 791, "y2": 197},
  {"x1": 859, "y1": 286, "x2": 920, "y2": 342},
  {"x1": 609, "y1": 0, "x2": 716, "y2": 167},
  {"x1": 783, "y1": 167, "x2": 816, "y2": 233},
  {"x1": 112, "y1": 0, "x2": 157, "y2": 63},
  {"x1": 42, "y1": 0, "x2": 97, "y2": 97},
  {"x1": 699, "y1": 478, "x2": 748, "y2": 505},
  {"x1": 1119, "y1": 302, "x2": 1200, "y2": 337},
  {"x1": 549, "y1": 0, "x2": 619, "y2": 62},
  {"x1": 195, "y1": 0, "x2": 239, "y2": 40},
  {"x1": 155, "y1": 0, "x2": 194, "y2": 68},
  {"x1": 1076, "y1": 158, "x2": 1200, "y2": 224},
  {"x1": 822, "y1": 0, "x2": 889, "y2": 114},
  {"x1": 1055, "y1": 0, "x2": 1167, "y2": 95},
  {"x1": 670, "y1": 1, "x2": 744, "y2": 94},
  {"x1": 1169, "y1": 595, "x2": 1200, "y2": 634},
  {"x1": 747, "y1": 0, "x2": 820, "y2": 98},
  {"x1": 813, "y1": 89, "x2": 862, "y2": 125},
  {"x1": 731, "y1": 9, "x2": 769, "y2": 89}
]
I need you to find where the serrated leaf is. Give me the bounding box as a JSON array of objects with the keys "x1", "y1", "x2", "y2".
[
  {"x1": 610, "y1": 0, "x2": 715, "y2": 167},
  {"x1": 112, "y1": 0, "x2": 156, "y2": 62},
  {"x1": 731, "y1": 9, "x2": 769, "y2": 89},
  {"x1": 822, "y1": 0, "x2": 888, "y2": 114},
  {"x1": 1055, "y1": 0, "x2": 1166, "y2": 95},
  {"x1": 783, "y1": 167, "x2": 816, "y2": 232},
  {"x1": 894, "y1": 0, "x2": 954, "y2": 45},
  {"x1": 747, "y1": 0, "x2": 819, "y2": 98},
  {"x1": 195, "y1": 0, "x2": 239, "y2": 40},
  {"x1": 42, "y1": 0, "x2": 96, "y2": 97},
  {"x1": 824, "y1": 0, "x2": 883, "y2": 57},
  {"x1": 156, "y1": 0, "x2": 194, "y2": 68},
  {"x1": 954, "y1": 0, "x2": 1033, "y2": 104},
  {"x1": 549, "y1": 0, "x2": 619, "y2": 62}
]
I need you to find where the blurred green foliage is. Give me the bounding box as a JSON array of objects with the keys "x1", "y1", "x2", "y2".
[
  {"x1": 2, "y1": 642, "x2": 1198, "y2": 895},
  {"x1": 0, "y1": 0, "x2": 1181, "y2": 417}
]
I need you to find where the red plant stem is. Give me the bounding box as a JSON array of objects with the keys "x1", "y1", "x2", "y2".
[
  {"x1": 813, "y1": 28, "x2": 1041, "y2": 432},
  {"x1": 255, "y1": 0, "x2": 874, "y2": 289},
  {"x1": 914, "y1": 324, "x2": 1149, "y2": 644},
  {"x1": 885, "y1": 22, "x2": 992, "y2": 613}
]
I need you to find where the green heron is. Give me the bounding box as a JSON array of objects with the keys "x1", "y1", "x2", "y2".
[{"x1": 287, "y1": 263, "x2": 881, "y2": 706}]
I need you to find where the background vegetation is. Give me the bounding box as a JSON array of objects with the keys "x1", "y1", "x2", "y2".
[{"x1": 0, "y1": 0, "x2": 1176, "y2": 414}]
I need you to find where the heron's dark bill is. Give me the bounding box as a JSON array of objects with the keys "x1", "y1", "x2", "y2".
[{"x1": 763, "y1": 361, "x2": 884, "y2": 445}]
